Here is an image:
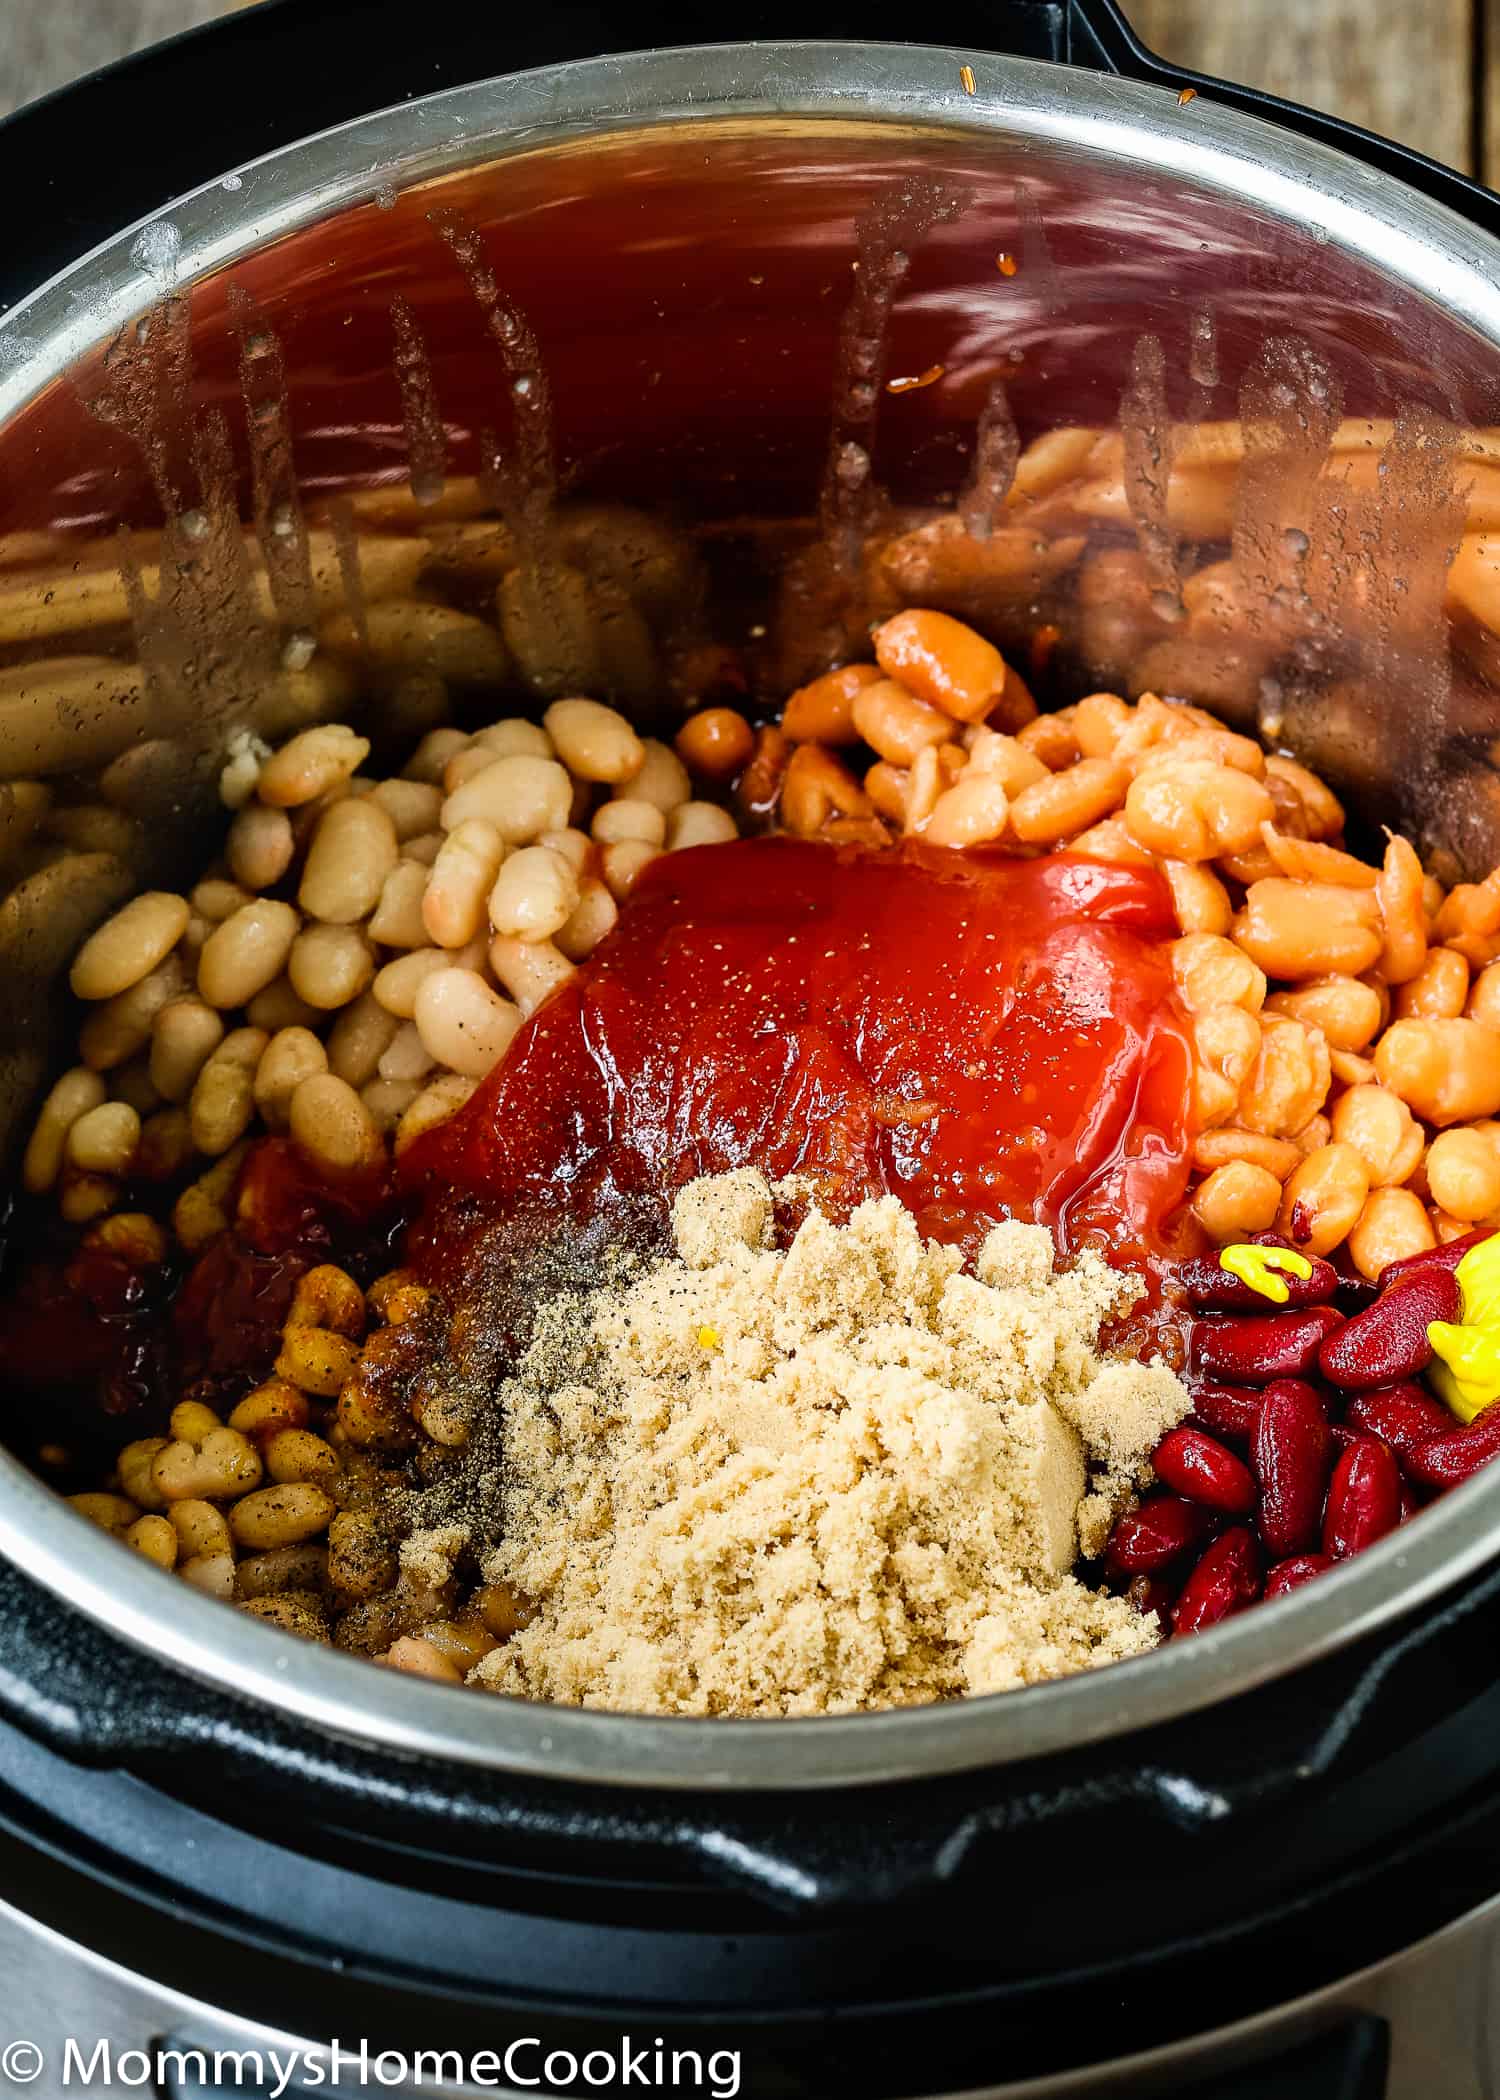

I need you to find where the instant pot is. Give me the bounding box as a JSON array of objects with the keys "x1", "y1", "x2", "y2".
[{"x1": 4, "y1": 2, "x2": 1500, "y2": 2093}]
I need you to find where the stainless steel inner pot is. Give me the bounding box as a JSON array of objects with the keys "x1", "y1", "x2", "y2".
[{"x1": 2, "y1": 40, "x2": 1500, "y2": 1790}]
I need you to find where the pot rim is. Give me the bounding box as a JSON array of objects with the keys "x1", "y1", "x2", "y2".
[{"x1": 4, "y1": 40, "x2": 1500, "y2": 1790}]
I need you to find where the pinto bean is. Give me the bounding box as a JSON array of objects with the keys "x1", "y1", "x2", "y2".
[
  {"x1": 1374, "y1": 1017, "x2": 1500, "y2": 1127},
  {"x1": 1232, "y1": 880, "x2": 1383, "y2": 980}
]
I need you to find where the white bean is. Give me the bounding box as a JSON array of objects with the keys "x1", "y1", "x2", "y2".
[
  {"x1": 253, "y1": 1027, "x2": 329, "y2": 1130},
  {"x1": 444, "y1": 745, "x2": 502, "y2": 793},
  {"x1": 487, "y1": 845, "x2": 580, "y2": 941},
  {"x1": 288, "y1": 1072, "x2": 383, "y2": 1170},
  {"x1": 197, "y1": 900, "x2": 300, "y2": 1009},
  {"x1": 287, "y1": 924, "x2": 375, "y2": 1011},
  {"x1": 394, "y1": 1074, "x2": 477, "y2": 1155},
  {"x1": 359, "y1": 1077, "x2": 418, "y2": 1132},
  {"x1": 412, "y1": 968, "x2": 523, "y2": 1078},
  {"x1": 69, "y1": 891, "x2": 189, "y2": 1001},
  {"x1": 402, "y1": 728, "x2": 471, "y2": 784},
  {"x1": 257, "y1": 725, "x2": 370, "y2": 808},
  {"x1": 226, "y1": 804, "x2": 294, "y2": 891},
  {"x1": 25, "y1": 1067, "x2": 107, "y2": 1191},
  {"x1": 666, "y1": 801, "x2": 738, "y2": 850},
  {"x1": 487, "y1": 935, "x2": 576, "y2": 1016},
  {"x1": 149, "y1": 1000, "x2": 225, "y2": 1103},
  {"x1": 377, "y1": 1021, "x2": 436, "y2": 1083},
  {"x1": 78, "y1": 956, "x2": 187, "y2": 1071},
  {"x1": 189, "y1": 1031, "x2": 266, "y2": 1157},
  {"x1": 367, "y1": 778, "x2": 443, "y2": 841},
  {"x1": 556, "y1": 878, "x2": 618, "y2": 961},
  {"x1": 600, "y1": 839, "x2": 659, "y2": 901},
  {"x1": 191, "y1": 878, "x2": 254, "y2": 924},
  {"x1": 326, "y1": 990, "x2": 401, "y2": 1087},
  {"x1": 66, "y1": 1100, "x2": 140, "y2": 1174},
  {"x1": 543, "y1": 698, "x2": 645, "y2": 785},
  {"x1": 423, "y1": 819, "x2": 506, "y2": 947},
  {"x1": 368, "y1": 860, "x2": 430, "y2": 948},
  {"x1": 472, "y1": 718, "x2": 553, "y2": 759},
  {"x1": 611, "y1": 738, "x2": 688, "y2": 814},
  {"x1": 374, "y1": 945, "x2": 454, "y2": 1019},
  {"x1": 440, "y1": 754, "x2": 572, "y2": 843},
  {"x1": 298, "y1": 796, "x2": 399, "y2": 924},
  {"x1": 245, "y1": 975, "x2": 321, "y2": 1031},
  {"x1": 402, "y1": 831, "x2": 444, "y2": 867},
  {"x1": 593, "y1": 799, "x2": 665, "y2": 848},
  {"x1": 537, "y1": 827, "x2": 592, "y2": 875}
]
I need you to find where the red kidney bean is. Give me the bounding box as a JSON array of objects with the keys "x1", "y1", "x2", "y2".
[
  {"x1": 1189, "y1": 1381, "x2": 1264, "y2": 1444},
  {"x1": 1403, "y1": 1404, "x2": 1500, "y2": 1490},
  {"x1": 1106, "y1": 1495, "x2": 1220, "y2": 1572},
  {"x1": 1323, "y1": 1437, "x2": 1403, "y2": 1559},
  {"x1": 1172, "y1": 1527, "x2": 1262, "y2": 1634},
  {"x1": 1264, "y1": 1552, "x2": 1333, "y2": 1598},
  {"x1": 1377, "y1": 1226, "x2": 1495, "y2": 1293},
  {"x1": 1176, "y1": 1250, "x2": 1338, "y2": 1313},
  {"x1": 1318, "y1": 1270, "x2": 1460, "y2": 1390},
  {"x1": 1344, "y1": 1383, "x2": 1454, "y2": 1461},
  {"x1": 1152, "y1": 1426, "x2": 1257, "y2": 1514},
  {"x1": 1191, "y1": 1305, "x2": 1345, "y2": 1385},
  {"x1": 1127, "y1": 1573, "x2": 1176, "y2": 1629},
  {"x1": 1252, "y1": 1380, "x2": 1333, "y2": 1558}
]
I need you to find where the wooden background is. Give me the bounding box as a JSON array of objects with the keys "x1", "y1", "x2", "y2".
[{"x1": 0, "y1": 0, "x2": 1487, "y2": 177}]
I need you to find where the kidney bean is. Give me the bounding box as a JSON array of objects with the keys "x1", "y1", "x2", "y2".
[
  {"x1": 1152, "y1": 1426, "x2": 1257, "y2": 1514},
  {"x1": 1318, "y1": 1269, "x2": 1461, "y2": 1390},
  {"x1": 1172, "y1": 1527, "x2": 1263, "y2": 1634},
  {"x1": 1403, "y1": 1404, "x2": 1500, "y2": 1490},
  {"x1": 1264, "y1": 1553, "x2": 1333, "y2": 1598},
  {"x1": 1192, "y1": 1305, "x2": 1345, "y2": 1385},
  {"x1": 1127, "y1": 1573, "x2": 1176, "y2": 1630},
  {"x1": 1176, "y1": 1249, "x2": 1338, "y2": 1312},
  {"x1": 1377, "y1": 1226, "x2": 1495, "y2": 1291},
  {"x1": 1344, "y1": 1383, "x2": 1455, "y2": 1460},
  {"x1": 1106, "y1": 1495, "x2": 1220, "y2": 1572},
  {"x1": 1189, "y1": 1381, "x2": 1263, "y2": 1444},
  {"x1": 1253, "y1": 1380, "x2": 1334, "y2": 1557},
  {"x1": 1323, "y1": 1437, "x2": 1403, "y2": 1558}
]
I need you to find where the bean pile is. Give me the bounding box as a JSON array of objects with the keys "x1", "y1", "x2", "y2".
[
  {"x1": 765, "y1": 607, "x2": 1500, "y2": 1280},
  {"x1": 23, "y1": 699, "x2": 741, "y2": 1234},
  {"x1": 1109, "y1": 1230, "x2": 1500, "y2": 1632},
  {"x1": 36, "y1": 591, "x2": 1500, "y2": 1681}
]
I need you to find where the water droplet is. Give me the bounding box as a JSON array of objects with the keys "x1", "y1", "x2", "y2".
[
  {"x1": 281, "y1": 630, "x2": 317, "y2": 671},
  {"x1": 1283, "y1": 526, "x2": 1309, "y2": 558},
  {"x1": 221, "y1": 174, "x2": 243, "y2": 193},
  {"x1": 512, "y1": 372, "x2": 535, "y2": 399},
  {"x1": 374, "y1": 182, "x2": 397, "y2": 211},
  {"x1": 177, "y1": 509, "x2": 209, "y2": 543}
]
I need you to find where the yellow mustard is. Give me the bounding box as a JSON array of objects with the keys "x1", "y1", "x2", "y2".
[{"x1": 1218, "y1": 1243, "x2": 1313, "y2": 1305}]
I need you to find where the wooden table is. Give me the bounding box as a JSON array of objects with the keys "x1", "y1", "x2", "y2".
[{"x1": 0, "y1": 0, "x2": 1489, "y2": 177}]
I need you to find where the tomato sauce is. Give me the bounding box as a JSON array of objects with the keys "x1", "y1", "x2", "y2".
[{"x1": 405, "y1": 837, "x2": 1199, "y2": 1283}]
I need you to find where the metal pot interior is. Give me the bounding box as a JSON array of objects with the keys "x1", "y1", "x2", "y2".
[{"x1": 2, "y1": 43, "x2": 1500, "y2": 1786}]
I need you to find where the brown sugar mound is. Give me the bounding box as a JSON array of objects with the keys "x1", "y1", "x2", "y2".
[{"x1": 471, "y1": 1172, "x2": 1191, "y2": 1716}]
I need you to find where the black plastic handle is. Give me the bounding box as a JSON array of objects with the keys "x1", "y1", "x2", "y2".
[{"x1": 1076, "y1": 0, "x2": 1500, "y2": 237}]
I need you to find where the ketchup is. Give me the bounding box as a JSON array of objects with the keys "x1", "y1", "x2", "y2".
[{"x1": 406, "y1": 837, "x2": 1199, "y2": 1281}]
